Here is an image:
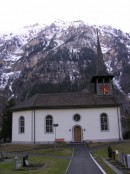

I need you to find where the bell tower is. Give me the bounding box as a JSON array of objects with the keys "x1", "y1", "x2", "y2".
[{"x1": 91, "y1": 30, "x2": 114, "y2": 95}]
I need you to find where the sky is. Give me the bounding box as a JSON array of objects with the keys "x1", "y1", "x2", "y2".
[{"x1": 0, "y1": 0, "x2": 130, "y2": 33}]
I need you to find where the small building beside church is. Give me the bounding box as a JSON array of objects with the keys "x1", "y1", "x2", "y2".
[{"x1": 11, "y1": 34, "x2": 122, "y2": 144}]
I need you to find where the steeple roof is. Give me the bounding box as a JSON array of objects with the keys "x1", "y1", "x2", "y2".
[
  {"x1": 96, "y1": 30, "x2": 109, "y2": 76},
  {"x1": 91, "y1": 30, "x2": 114, "y2": 83}
]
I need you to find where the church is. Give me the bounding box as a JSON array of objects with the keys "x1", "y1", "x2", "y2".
[{"x1": 11, "y1": 34, "x2": 122, "y2": 144}]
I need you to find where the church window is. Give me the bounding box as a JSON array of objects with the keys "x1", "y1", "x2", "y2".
[
  {"x1": 100, "y1": 113, "x2": 108, "y2": 131},
  {"x1": 73, "y1": 114, "x2": 81, "y2": 122},
  {"x1": 19, "y1": 116, "x2": 25, "y2": 133},
  {"x1": 46, "y1": 115, "x2": 53, "y2": 133}
]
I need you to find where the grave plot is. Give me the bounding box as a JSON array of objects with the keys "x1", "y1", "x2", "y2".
[{"x1": 14, "y1": 155, "x2": 46, "y2": 171}]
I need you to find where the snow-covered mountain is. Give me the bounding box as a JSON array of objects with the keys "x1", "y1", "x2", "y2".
[
  {"x1": 0, "y1": 23, "x2": 46, "y2": 89},
  {"x1": 0, "y1": 20, "x2": 130, "y2": 102}
]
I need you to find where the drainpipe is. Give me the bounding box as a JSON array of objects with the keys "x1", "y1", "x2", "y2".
[
  {"x1": 31, "y1": 110, "x2": 33, "y2": 143},
  {"x1": 34, "y1": 109, "x2": 36, "y2": 144},
  {"x1": 117, "y1": 107, "x2": 121, "y2": 141}
]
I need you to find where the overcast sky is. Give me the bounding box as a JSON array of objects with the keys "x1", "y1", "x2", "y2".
[{"x1": 0, "y1": 0, "x2": 130, "y2": 33}]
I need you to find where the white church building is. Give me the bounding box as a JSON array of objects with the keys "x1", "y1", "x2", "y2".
[{"x1": 11, "y1": 35, "x2": 122, "y2": 144}]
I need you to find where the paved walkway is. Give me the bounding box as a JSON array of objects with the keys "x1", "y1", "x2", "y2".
[{"x1": 66, "y1": 143, "x2": 105, "y2": 174}]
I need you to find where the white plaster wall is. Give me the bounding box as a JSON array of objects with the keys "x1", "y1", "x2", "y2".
[
  {"x1": 34, "y1": 107, "x2": 121, "y2": 143},
  {"x1": 12, "y1": 106, "x2": 122, "y2": 143},
  {"x1": 12, "y1": 110, "x2": 33, "y2": 143}
]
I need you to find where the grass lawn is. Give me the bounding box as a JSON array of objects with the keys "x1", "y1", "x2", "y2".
[
  {"x1": 0, "y1": 143, "x2": 72, "y2": 174},
  {"x1": 88, "y1": 141, "x2": 130, "y2": 174},
  {"x1": 0, "y1": 156, "x2": 69, "y2": 174}
]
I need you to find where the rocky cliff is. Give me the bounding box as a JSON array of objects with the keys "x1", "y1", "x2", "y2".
[{"x1": 0, "y1": 20, "x2": 130, "y2": 106}]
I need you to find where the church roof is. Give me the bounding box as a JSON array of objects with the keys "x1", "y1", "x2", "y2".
[
  {"x1": 11, "y1": 92, "x2": 121, "y2": 111},
  {"x1": 96, "y1": 32, "x2": 109, "y2": 76},
  {"x1": 91, "y1": 31, "x2": 114, "y2": 82}
]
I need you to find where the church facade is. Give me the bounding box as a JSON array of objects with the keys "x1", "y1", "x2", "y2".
[
  {"x1": 11, "y1": 34, "x2": 122, "y2": 144},
  {"x1": 11, "y1": 93, "x2": 122, "y2": 143}
]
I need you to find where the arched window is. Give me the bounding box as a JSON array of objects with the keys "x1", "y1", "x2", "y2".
[
  {"x1": 19, "y1": 116, "x2": 25, "y2": 133},
  {"x1": 46, "y1": 115, "x2": 53, "y2": 133},
  {"x1": 100, "y1": 113, "x2": 108, "y2": 131}
]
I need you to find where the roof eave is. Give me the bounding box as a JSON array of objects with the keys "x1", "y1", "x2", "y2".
[{"x1": 11, "y1": 103, "x2": 121, "y2": 112}]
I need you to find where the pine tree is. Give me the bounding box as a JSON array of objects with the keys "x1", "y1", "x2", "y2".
[{"x1": 0, "y1": 98, "x2": 15, "y2": 142}]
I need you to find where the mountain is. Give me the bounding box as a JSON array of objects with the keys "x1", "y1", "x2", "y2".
[{"x1": 0, "y1": 20, "x2": 130, "y2": 110}]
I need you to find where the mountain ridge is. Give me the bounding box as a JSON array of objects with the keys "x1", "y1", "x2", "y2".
[{"x1": 0, "y1": 20, "x2": 130, "y2": 104}]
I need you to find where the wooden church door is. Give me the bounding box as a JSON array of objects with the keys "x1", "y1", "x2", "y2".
[{"x1": 74, "y1": 126, "x2": 81, "y2": 142}]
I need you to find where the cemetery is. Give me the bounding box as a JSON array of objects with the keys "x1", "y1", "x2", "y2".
[
  {"x1": 107, "y1": 146, "x2": 130, "y2": 174},
  {"x1": 0, "y1": 151, "x2": 46, "y2": 171},
  {"x1": 87, "y1": 141, "x2": 130, "y2": 174},
  {"x1": 1, "y1": 142, "x2": 130, "y2": 173},
  {"x1": 0, "y1": 143, "x2": 71, "y2": 174},
  {"x1": 14, "y1": 154, "x2": 45, "y2": 170}
]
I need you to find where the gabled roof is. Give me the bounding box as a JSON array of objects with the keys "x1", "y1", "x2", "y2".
[{"x1": 11, "y1": 92, "x2": 121, "y2": 111}]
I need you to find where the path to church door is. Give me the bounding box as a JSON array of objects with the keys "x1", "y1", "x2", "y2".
[{"x1": 74, "y1": 126, "x2": 81, "y2": 142}]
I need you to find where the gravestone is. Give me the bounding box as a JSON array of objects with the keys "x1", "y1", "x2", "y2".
[
  {"x1": 23, "y1": 155, "x2": 29, "y2": 167},
  {"x1": 14, "y1": 156, "x2": 22, "y2": 169},
  {"x1": 115, "y1": 150, "x2": 119, "y2": 161},
  {"x1": 118, "y1": 152, "x2": 123, "y2": 164},
  {"x1": 108, "y1": 146, "x2": 113, "y2": 158},
  {"x1": 122, "y1": 153, "x2": 127, "y2": 167},
  {"x1": 127, "y1": 154, "x2": 130, "y2": 169}
]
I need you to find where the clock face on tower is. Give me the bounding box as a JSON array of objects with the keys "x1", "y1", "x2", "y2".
[{"x1": 99, "y1": 84, "x2": 109, "y2": 94}]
